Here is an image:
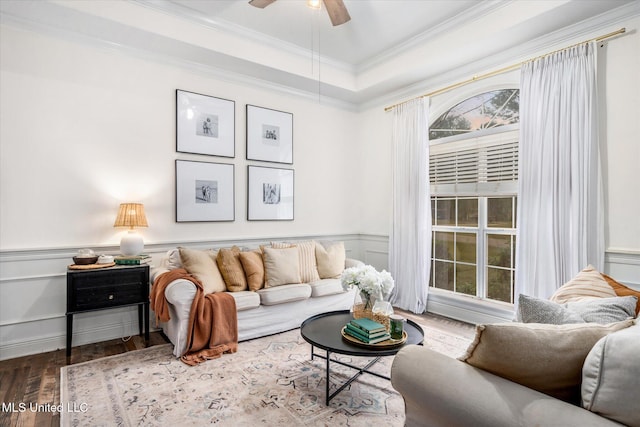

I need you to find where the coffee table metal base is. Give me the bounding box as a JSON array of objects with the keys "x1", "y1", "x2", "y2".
[
  {"x1": 300, "y1": 310, "x2": 424, "y2": 406},
  {"x1": 310, "y1": 345, "x2": 390, "y2": 405}
]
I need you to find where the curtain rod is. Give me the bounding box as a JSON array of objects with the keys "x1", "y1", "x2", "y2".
[{"x1": 384, "y1": 27, "x2": 626, "y2": 112}]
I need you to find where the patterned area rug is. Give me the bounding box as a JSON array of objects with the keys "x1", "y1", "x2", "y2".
[{"x1": 60, "y1": 327, "x2": 471, "y2": 426}]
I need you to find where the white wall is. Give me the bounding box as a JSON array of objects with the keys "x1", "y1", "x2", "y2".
[
  {"x1": 0, "y1": 23, "x2": 362, "y2": 359},
  {"x1": 0, "y1": 25, "x2": 361, "y2": 250},
  {"x1": 597, "y1": 18, "x2": 640, "y2": 255}
]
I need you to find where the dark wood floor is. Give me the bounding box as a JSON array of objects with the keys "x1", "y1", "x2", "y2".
[
  {"x1": 0, "y1": 332, "x2": 169, "y2": 427},
  {"x1": 0, "y1": 311, "x2": 474, "y2": 427}
]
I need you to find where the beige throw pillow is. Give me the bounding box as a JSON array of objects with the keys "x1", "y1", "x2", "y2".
[
  {"x1": 262, "y1": 246, "x2": 302, "y2": 287},
  {"x1": 315, "y1": 240, "x2": 345, "y2": 279},
  {"x1": 459, "y1": 319, "x2": 634, "y2": 404},
  {"x1": 178, "y1": 247, "x2": 226, "y2": 294},
  {"x1": 550, "y1": 265, "x2": 617, "y2": 303},
  {"x1": 216, "y1": 246, "x2": 248, "y2": 292},
  {"x1": 238, "y1": 249, "x2": 265, "y2": 291},
  {"x1": 271, "y1": 241, "x2": 320, "y2": 283}
]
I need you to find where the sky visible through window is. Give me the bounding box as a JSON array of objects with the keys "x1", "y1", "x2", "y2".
[{"x1": 430, "y1": 89, "x2": 519, "y2": 140}]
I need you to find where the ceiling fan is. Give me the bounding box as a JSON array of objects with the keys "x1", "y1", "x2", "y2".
[{"x1": 249, "y1": 0, "x2": 351, "y2": 26}]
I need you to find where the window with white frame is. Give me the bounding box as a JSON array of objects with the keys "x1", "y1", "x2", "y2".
[{"x1": 429, "y1": 89, "x2": 519, "y2": 304}]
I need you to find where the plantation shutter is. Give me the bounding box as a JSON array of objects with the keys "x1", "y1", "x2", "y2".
[{"x1": 429, "y1": 131, "x2": 518, "y2": 195}]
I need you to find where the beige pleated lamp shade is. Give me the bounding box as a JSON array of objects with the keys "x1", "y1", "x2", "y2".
[
  {"x1": 114, "y1": 203, "x2": 148, "y2": 256},
  {"x1": 113, "y1": 203, "x2": 148, "y2": 229}
]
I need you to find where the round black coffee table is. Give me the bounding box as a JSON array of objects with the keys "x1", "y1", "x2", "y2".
[{"x1": 300, "y1": 309, "x2": 424, "y2": 405}]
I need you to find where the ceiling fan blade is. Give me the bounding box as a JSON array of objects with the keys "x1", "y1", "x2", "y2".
[
  {"x1": 322, "y1": 0, "x2": 351, "y2": 26},
  {"x1": 248, "y1": 0, "x2": 277, "y2": 9}
]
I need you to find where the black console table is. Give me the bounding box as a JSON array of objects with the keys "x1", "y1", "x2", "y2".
[{"x1": 66, "y1": 264, "x2": 150, "y2": 357}]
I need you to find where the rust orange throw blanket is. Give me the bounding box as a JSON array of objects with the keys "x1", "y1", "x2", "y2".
[{"x1": 150, "y1": 268, "x2": 238, "y2": 366}]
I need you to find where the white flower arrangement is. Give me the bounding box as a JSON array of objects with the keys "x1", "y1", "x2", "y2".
[{"x1": 341, "y1": 265, "x2": 395, "y2": 304}]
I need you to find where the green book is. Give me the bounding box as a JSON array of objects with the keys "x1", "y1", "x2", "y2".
[
  {"x1": 344, "y1": 327, "x2": 390, "y2": 344},
  {"x1": 350, "y1": 318, "x2": 387, "y2": 334},
  {"x1": 114, "y1": 255, "x2": 151, "y2": 265},
  {"x1": 345, "y1": 323, "x2": 388, "y2": 339}
]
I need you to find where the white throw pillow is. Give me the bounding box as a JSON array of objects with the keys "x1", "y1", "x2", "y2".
[{"x1": 582, "y1": 321, "x2": 640, "y2": 426}]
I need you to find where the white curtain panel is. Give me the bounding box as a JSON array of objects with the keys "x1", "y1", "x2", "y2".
[
  {"x1": 516, "y1": 41, "x2": 604, "y2": 302},
  {"x1": 389, "y1": 97, "x2": 432, "y2": 313}
]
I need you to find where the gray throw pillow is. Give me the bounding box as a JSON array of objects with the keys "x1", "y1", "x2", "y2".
[
  {"x1": 518, "y1": 294, "x2": 585, "y2": 324},
  {"x1": 565, "y1": 296, "x2": 637, "y2": 324}
]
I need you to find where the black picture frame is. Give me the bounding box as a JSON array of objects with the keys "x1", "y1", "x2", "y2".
[
  {"x1": 176, "y1": 160, "x2": 235, "y2": 222},
  {"x1": 247, "y1": 165, "x2": 294, "y2": 221},
  {"x1": 176, "y1": 89, "x2": 235, "y2": 157},
  {"x1": 246, "y1": 104, "x2": 293, "y2": 164}
]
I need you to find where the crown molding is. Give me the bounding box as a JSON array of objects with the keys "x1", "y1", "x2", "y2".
[
  {"x1": 132, "y1": 0, "x2": 355, "y2": 74},
  {"x1": 2, "y1": 1, "x2": 637, "y2": 112},
  {"x1": 0, "y1": 3, "x2": 359, "y2": 111},
  {"x1": 359, "y1": 1, "x2": 640, "y2": 111},
  {"x1": 356, "y1": 0, "x2": 512, "y2": 73}
]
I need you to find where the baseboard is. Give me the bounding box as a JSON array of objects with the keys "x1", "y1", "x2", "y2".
[
  {"x1": 0, "y1": 315, "x2": 157, "y2": 361},
  {"x1": 426, "y1": 292, "x2": 514, "y2": 325}
]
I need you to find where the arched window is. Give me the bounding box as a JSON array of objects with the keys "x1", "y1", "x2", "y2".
[
  {"x1": 430, "y1": 89, "x2": 519, "y2": 140},
  {"x1": 429, "y1": 89, "x2": 519, "y2": 305}
]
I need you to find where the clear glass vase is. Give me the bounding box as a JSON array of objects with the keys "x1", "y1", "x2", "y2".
[{"x1": 352, "y1": 291, "x2": 392, "y2": 331}]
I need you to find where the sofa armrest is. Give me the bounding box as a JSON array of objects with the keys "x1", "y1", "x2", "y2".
[
  {"x1": 150, "y1": 267, "x2": 170, "y2": 283},
  {"x1": 163, "y1": 279, "x2": 197, "y2": 307},
  {"x1": 345, "y1": 258, "x2": 364, "y2": 268},
  {"x1": 391, "y1": 345, "x2": 619, "y2": 427}
]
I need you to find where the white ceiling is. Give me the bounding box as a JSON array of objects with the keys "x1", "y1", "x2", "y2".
[
  {"x1": 1, "y1": 0, "x2": 638, "y2": 108},
  {"x1": 141, "y1": 0, "x2": 481, "y2": 67}
]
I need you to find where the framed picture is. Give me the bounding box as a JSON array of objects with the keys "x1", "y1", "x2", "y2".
[
  {"x1": 176, "y1": 89, "x2": 235, "y2": 157},
  {"x1": 246, "y1": 104, "x2": 293, "y2": 164},
  {"x1": 247, "y1": 166, "x2": 294, "y2": 221},
  {"x1": 176, "y1": 160, "x2": 234, "y2": 222}
]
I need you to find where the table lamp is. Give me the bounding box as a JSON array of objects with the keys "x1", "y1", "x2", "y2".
[{"x1": 113, "y1": 203, "x2": 148, "y2": 256}]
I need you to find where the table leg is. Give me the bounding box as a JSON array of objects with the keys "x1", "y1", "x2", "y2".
[
  {"x1": 66, "y1": 314, "x2": 73, "y2": 358},
  {"x1": 325, "y1": 350, "x2": 331, "y2": 406},
  {"x1": 144, "y1": 302, "x2": 149, "y2": 341},
  {"x1": 138, "y1": 304, "x2": 143, "y2": 336}
]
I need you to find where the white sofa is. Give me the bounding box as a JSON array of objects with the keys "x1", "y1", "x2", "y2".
[
  {"x1": 391, "y1": 267, "x2": 640, "y2": 427},
  {"x1": 151, "y1": 244, "x2": 362, "y2": 357},
  {"x1": 392, "y1": 319, "x2": 639, "y2": 427}
]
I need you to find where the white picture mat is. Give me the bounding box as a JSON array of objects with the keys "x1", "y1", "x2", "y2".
[
  {"x1": 176, "y1": 90, "x2": 235, "y2": 157},
  {"x1": 247, "y1": 166, "x2": 294, "y2": 220},
  {"x1": 246, "y1": 105, "x2": 293, "y2": 164},
  {"x1": 176, "y1": 160, "x2": 234, "y2": 222}
]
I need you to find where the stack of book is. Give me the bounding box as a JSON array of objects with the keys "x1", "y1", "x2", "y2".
[
  {"x1": 114, "y1": 254, "x2": 152, "y2": 265},
  {"x1": 344, "y1": 317, "x2": 391, "y2": 344}
]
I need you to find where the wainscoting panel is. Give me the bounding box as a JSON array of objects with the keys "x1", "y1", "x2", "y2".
[
  {"x1": 0, "y1": 234, "x2": 361, "y2": 360},
  {"x1": 2, "y1": 235, "x2": 637, "y2": 360}
]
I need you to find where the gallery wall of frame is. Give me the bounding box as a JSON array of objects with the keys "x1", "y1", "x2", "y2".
[{"x1": 174, "y1": 89, "x2": 295, "y2": 223}]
